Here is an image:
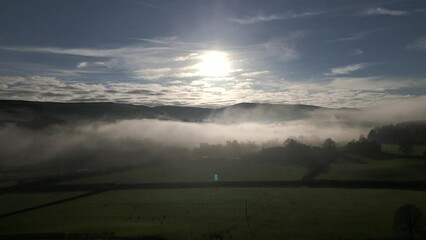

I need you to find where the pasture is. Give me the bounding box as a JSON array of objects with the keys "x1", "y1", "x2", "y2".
[
  {"x1": 319, "y1": 154, "x2": 426, "y2": 181},
  {"x1": 64, "y1": 159, "x2": 309, "y2": 184},
  {"x1": 0, "y1": 188, "x2": 425, "y2": 240}
]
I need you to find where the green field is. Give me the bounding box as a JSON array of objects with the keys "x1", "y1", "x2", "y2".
[
  {"x1": 0, "y1": 188, "x2": 425, "y2": 240},
  {"x1": 318, "y1": 154, "x2": 426, "y2": 181},
  {"x1": 64, "y1": 160, "x2": 308, "y2": 184},
  {"x1": 2, "y1": 151, "x2": 426, "y2": 240},
  {"x1": 0, "y1": 180, "x2": 17, "y2": 188},
  {"x1": 0, "y1": 192, "x2": 84, "y2": 215}
]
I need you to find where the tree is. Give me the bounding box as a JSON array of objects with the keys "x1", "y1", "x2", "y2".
[
  {"x1": 346, "y1": 136, "x2": 381, "y2": 155},
  {"x1": 322, "y1": 138, "x2": 336, "y2": 152},
  {"x1": 283, "y1": 138, "x2": 299, "y2": 148},
  {"x1": 367, "y1": 128, "x2": 377, "y2": 141},
  {"x1": 393, "y1": 204, "x2": 424, "y2": 240},
  {"x1": 399, "y1": 140, "x2": 414, "y2": 156}
]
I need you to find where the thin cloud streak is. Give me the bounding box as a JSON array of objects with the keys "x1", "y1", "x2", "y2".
[
  {"x1": 325, "y1": 63, "x2": 368, "y2": 76},
  {"x1": 407, "y1": 36, "x2": 426, "y2": 51},
  {"x1": 364, "y1": 7, "x2": 409, "y2": 16},
  {"x1": 330, "y1": 77, "x2": 426, "y2": 91},
  {"x1": 231, "y1": 11, "x2": 323, "y2": 24},
  {"x1": 328, "y1": 29, "x2": 382, "y2": 43}
]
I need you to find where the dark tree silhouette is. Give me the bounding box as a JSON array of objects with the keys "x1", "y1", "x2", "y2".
[
  {"x1": 399, "y1": 140, "x2": 414, "y2": 156},
  {"x1": 322, "y1": 138, "x2": 336, "y2": 152},
  {"x1": 367, "y1": 122, "x2": 426, "y2": 144},
  {"x1": 347, "y1": 135, "x2": 381, "y2": 155},
  {"x1": 283, "y1": 138, "x2": 301, "y2": 148},
  {"x1": 393, "y1": 204, "x2": 424, "y2": 240}
]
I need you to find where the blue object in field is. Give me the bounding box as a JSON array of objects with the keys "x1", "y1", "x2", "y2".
[{"x1": 214, "y1": 174, "x2": 219, "y2": 181}]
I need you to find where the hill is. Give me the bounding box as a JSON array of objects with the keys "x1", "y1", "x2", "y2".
[{"x1": 0, "y1": 100, "x2": 351, "y2": 128}]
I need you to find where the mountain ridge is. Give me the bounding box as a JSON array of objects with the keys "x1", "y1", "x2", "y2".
[{"x1": 0, "y1": 100, "x2": 356, "y2": 128}]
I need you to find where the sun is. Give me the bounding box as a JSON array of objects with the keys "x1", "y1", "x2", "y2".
[{"x1": 197, "y1": 51, "x2": 231, "y2": 77}]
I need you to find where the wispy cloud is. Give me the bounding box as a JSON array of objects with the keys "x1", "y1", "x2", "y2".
[
  {"x1": 2, "y1": 74, "x2": 424, "y2": 109},
  {"x1": 1, "y1": 44, "x2": 201, "y2": 81},
  {"x1": 325, "y1": 63, "x2": 368, "y2": 76},
  {"x1": 0, "y1": 35, "x2": 300, "y2": 82},
  {"x1": 231, "y1": 11, "x2": 323, "y2": 24},
  {"x1": 1, "y1": 45, "x2": 170, "y2": 58},
  {"x1": 350, "y1": 49, "x2": 364, "y2": 56},
  {"x1": 328, "y1": 29, "x2": 382, "y2": 43},
  {"x1": 76, "y1": 61, "x2": 115, "y2": 69},
  {"x1": 406, "y1": 36, "x2": 426, "y2": 51},
  {"x1": 364, "y1": 7, "x2": 409, "y2": 16},
  {"x1": 330, "y1": 77, "x2": 426, "y2": 91}
]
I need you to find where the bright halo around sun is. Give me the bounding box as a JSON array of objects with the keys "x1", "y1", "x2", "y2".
[{"x1": 197, "y1": 51, "x2": 231, "y2": 77}]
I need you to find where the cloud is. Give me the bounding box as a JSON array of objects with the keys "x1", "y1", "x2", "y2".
[
  {"x1": 406, "y1": 36, "x2": 426, "y2": 51},
  {"x1": 134, "y1": 68, "x2": 174, "y2": 80},
  {"x1": 1, "y1": 35, "x2": 302, "y2": 84},
  {"x1": 0, "y1": 31, "x2": 424, "y2": 110},
  {"x1": 329, "y1": 77, "x2": 426, "y2": 91},
  {"x1": 240, "y1": 71, "x2": 269, "y2": 77},
  {"x1": 325, "y1": 63, "x2": 367, "y2": 76},
  {"x1": 1, "y1": 44, "x2": 203, "y2": 81},
  {"x1": 364, "y1": 7, "x2": 409, "y2": 16},
  {"x1": 2, "y1": 74, "x2": 425, "y2": 109},
  {"x1": 231, "y1": 11, "x2": 323, "y2": 24},
  {"x1": 0, "y1": 45, "x2": 170, "y2": 58},
  {"x1": 350, "y1": 49, "x2": 364, "y2": 56},
  {"x1": 328, "y1": 29, "x2": 382, "y2": 43},
  {"x1": 76, "y1": 61, "x2": 114, "y2": 69}
]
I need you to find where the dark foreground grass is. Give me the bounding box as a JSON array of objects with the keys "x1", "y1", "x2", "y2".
[
  {"x1": 0, "y1": 192, "x2": 85, "y2": 215},
  {"x1": 0, "y1": 188, "x2": 425, "y2": 240}
]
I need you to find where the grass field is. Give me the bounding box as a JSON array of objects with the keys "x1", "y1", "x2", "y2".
[
  {"x1": 64, "y1": 159, "x2": 309, "y2": 184},
  {"x1": 0, "y1": 192, "x2": 85, "y2": 215},
  {"x1": 0, "y1": 180, "x2": 17, "y2": 188},
  {"x1": 2, "y1": 151, "x2": 426, "y2": 240},
  {"x1": 318, "y1": 154, "x2": 426, "y2": 181},
  {"x1": 0, "y1": 188, "x2": 425, "y2": 240}
]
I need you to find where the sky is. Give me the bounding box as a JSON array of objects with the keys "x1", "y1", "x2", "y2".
[{"x1": 0, "y1": 0, "x2": 426, "y2": 108}]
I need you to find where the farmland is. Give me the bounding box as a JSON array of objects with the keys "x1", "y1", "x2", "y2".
[
  {"x1": 318, "y1": 154, "x2": 426, "y2": 181},
  {"x1": 0, "y1": 188, "x2": 425, "y2": 240},
  {"x1": 1, "y1": 144, "x2": 426, "y2": 240},
  {"x1": 64, "y1": 159, "x2": 309, "y2": 185}
]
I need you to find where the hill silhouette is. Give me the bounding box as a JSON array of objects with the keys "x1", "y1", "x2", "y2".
[{"x1": 0, "y1": 100, "x2": 355, "y2": 128}]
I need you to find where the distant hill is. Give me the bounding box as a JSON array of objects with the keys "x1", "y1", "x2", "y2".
[
  {"x1": 209, "y1": 102, "x2": 325, "y2": 123},
  {"x1": 0, "y1": 100, "x2": 159, "y2": 128},
  {"x1": 0, "y1": 100, "x2": 352, "y2": 128}
]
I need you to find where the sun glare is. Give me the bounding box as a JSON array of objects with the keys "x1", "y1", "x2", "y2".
[{"x1": 197, "y1": 51, "x2": 231, "y2": 77}]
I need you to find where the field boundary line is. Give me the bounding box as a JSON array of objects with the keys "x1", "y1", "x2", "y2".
[{"x1": 0, "y1": 189, "x2": 109, "y2": 219}]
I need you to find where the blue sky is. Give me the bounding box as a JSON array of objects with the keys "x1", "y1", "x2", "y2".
[{"x1": 1, "y1": 0, "x2": 426, "y2": 107}]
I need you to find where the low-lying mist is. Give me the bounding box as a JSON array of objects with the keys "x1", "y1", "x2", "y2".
[
  {"x1": 1, "y1": 97, "x2": 426, "y2": 170},
  {"x1": 0, "y1": 118, "x2": 367, "y2": 169}
]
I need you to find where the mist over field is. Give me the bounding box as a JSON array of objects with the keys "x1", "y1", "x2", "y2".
[{"x1": 1, "y1": 97, "x2": 426, "y2": 169}]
